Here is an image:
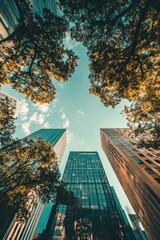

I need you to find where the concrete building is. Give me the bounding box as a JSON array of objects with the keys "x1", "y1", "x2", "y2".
[
  {"x1": 3, "y1": 129, "x2": 67, "y2": 240},
  {"x1": 100, "y1": 128, "x2": 160, "y2": 240},
  {"x1": 0, "y1": 90, "x2": 18, "y2": 117}
]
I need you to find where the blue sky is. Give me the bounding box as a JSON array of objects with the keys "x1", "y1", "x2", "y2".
[{"x1": 2, "y1": 38, "x2": 134, "y2": 212}]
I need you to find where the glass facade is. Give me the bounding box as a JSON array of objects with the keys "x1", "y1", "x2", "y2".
[
  {"x1": 101, "y1": 128, "x2": 159, "y2": 240},
  {"x1": 28, "y1": 129, "x2": 66, "y2": 147},
  {"x1": 28, "y1": 128, "x2": 67, "y2": 165},
  {"x1": 0, "y1": 0, "x2": 57, "y2": 40},
  {"x1": 30, "y1": 0, "x2": 57, "y2": 15},
  {"x1": 128, "y1": 214, "x2": 149, "y2": 240},
  {"x1": 47, "y1": 151, "x2": 135, "y2": 240},
  {"x1": 0, "y1": 0, "x2": 19, "y2": 39}
]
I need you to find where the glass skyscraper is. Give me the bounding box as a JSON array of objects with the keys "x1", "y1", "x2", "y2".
[
  {"x1": 43, "y1": 151, "x2": 135, "y2": 240},
  {"x1": 29, "y1": 0, "x2": 57, "y2": 15},
  {"x1": 28, "y1": 128, "x2": 67, "y2": 165},
  {"x1": 128, "y1": 214, "x2": 149, "y2": 240},
  {"x1": 3, "y1": 129, "x2": 67, "y2": 240},
  {"x1": 0, "y1": 0, "x2": 57, "y2": 40},
  {"x1": 0, "y1": 0, "x2": 19, "y2": 39},
  {"x1": 100, "y1": 128, "x2": 159, "y2": 240}
]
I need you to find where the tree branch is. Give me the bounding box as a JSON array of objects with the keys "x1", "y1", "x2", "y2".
[
  {"x1": 111, "y1": 0, "x2": 139, "y2": 25},
  {"x1": 0, "y1": 36, "x2": 21, "y2": 68},
  {"x1": 121, "y1": 2, "x2": 149, "y2": 69}
]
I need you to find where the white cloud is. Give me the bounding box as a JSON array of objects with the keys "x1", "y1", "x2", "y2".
[
  {"x1": 60, "y1": 110, "x2": 70, "y2": 128},
  {"x1": 64, "y1": 32, "x2": 80, "y2": 49},
  {"x1": 38, "y1": 114, "x2": 45, "y2": 125},
  {"x1": 63, "y1": 118, "x2": 70, "y2": 128},
  {"x1": 67, "y1": 131, "x2": 74, "y2": 144},
  {"x1": 43, "y1": 122, "x2": 50, "y2": 128},
  {"x1": 61, "y1": 112, "x2": 66, "y2": 120},
  {"x1": 18, "y1": 100, "x2": 29, "y2": 120},
  {"x1": 77, "y1": 110, "x2": 84, "y2": 115},
  {"x1": 30, "y1": 112, "x2": 38, "y2": 122},
  {"x1": 19, "y1": 100, "x2": 51, "y2": 135},
  {"x1": 36, "y1": 104, "x2": 49, "y2": 113},
  {"x1": 51, "y1": 98, "x2": 59, "y2": 108},
  {"x1": 22, "y1": 122, "x2": 30, "y2": 135},
  {"x1": 58, "y1": 83, "x2": 64, "y2": 89}
]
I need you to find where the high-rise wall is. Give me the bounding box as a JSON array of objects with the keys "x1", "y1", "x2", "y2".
[
  {"x1": 45, "y1": 151, "x2": 135, "y2": 240},
  {"x1": 128, "y1": 214, "x2": 149, "y2": 240},
  {"x1": 0, "y1": 0, "x2": 19, "y2": 39},
  {"x1": 3, "y1": 129, "x2": 67, "y2": 240},
  {"x1": 0, "y1": 0, "x2": 57, "y2": 40},
  {"x1": 29, "y1": 0, "x2": 57, "y2": 15},
  {"x1": 0, "y1": 90, "x2": 18, "y2": 117},
  {"x1": 28, "y1": 128, "x2": 67, "y2": 165},
  {"x1": 100, "y1": 128, "x2": 160, "y2": 240}
]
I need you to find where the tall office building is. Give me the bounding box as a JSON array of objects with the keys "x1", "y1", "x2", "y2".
[
  {"x1": 100, "y1": 128, "x2": 160, "y2": 240},
  {"x1": 110, "y1": 187, "x2": 138, "y2": 240},
  {"x1": 0, "y1": 0, "x2": 19, "y2": 39},
  {"x1": 41, "y1": 151, "x2": 135, "y2": 240},
  {"x1": 29, "y1": 0, "x2": 57, "y2": 15},
  {"x1": 3, "y1": 129, "x2": 67, "y2": 240},
  {"x1": 0, "y1": 90, "x2": 18, "y2": 117},
  {"x1": 128, "y1": 214, "x2": 149, "y2": 240},
  {"x1": 0, "y1": 0, "x2": 57, "y2": 40},
  {"x1": 28, "y1": 128, "x2": 67, "y2": 166}
]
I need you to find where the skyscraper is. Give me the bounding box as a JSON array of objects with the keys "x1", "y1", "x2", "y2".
[
  {"x1": 0, "y1": 0, "x2": 19, "y2": 39},
  {"x1": 0, "y1": 90, "x2": 18, "y2": 117},
  {"x1": 29, "y1": 0, "x2": 57, "y2": 15},
  {"x1": 3, "y1": 129, "x2": 67, "y2": 240},
  {"x1": 28, "y1": 128, "x2": 67, "y2": 165},
  {"x1": 0, "y1": 0, "x2": 57, "y2": 40},
  {"x1": 100, "y1": 128, "x2": 160, "y2": 240},
  {"x1": 42, "y1": 151, "x2": 135, "y2": 240},
  {"x1": 128, "y1": 214, "x2": 149, "y2": 240}
]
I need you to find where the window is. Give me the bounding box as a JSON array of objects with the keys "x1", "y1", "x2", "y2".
[
  {"x1": 119, "y1": 145, "x2": 125, "y2": 148},
  {"x1": 145, "y1": 160, "x2": 152, "y2": 164},
  {"x1": 129, "y1": 153, "x2": 135, "y2": 157},
  {"x1": 135, "y1": 159, "x2": 143, "y2": 164},
  {"x1": 147, "y1": 153, "x2": 153, "y2": 157},
  {"x1": 154, "y1": 178, "x2": 160, "y2": 184},
  {"x1": 143, "y1": 167, "x2": 155, "y2": 174},
  {"x1": 138, "y1": 153, "x2": 145, "y2": 157},
  {"x1": 156, "y1": 160, "x2": 160, "y2": 164}
]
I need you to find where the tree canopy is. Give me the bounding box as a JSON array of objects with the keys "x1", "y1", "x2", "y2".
[
  {"x1": 0, "y1": 0, "x2": 78, "y2": 103},
  {"x1": 123, "y1": 84, "x2": 160, "y2": 149},
  {"x1": 60, "y1": 0, "x2": 160, "y2": 147},
  {"x1": 0, "y1": 138, "x2": 64, "y2": 218},
  {"x1": 0, "y1": 96, "x2": 64, "y2": 218}
]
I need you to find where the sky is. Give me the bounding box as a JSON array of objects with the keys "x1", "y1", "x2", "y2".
[{"x1": 2, "y1": 38, "x2": 134, "y2": 213}]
